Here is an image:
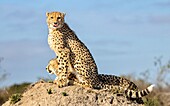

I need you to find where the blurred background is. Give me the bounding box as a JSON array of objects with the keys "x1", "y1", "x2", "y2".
[{"x1": 0, "y1": 0, "x2": 170, "y2": 88}]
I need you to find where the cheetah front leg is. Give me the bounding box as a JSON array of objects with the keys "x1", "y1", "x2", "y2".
[{"x1": 53, "y1": 48, "x2": 70, "y2": 88}]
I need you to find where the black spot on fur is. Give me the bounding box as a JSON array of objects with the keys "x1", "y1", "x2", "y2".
[
  {"x1": 129, "y1": 91, "x2": 132, "y2": 97},
  {"x1": 136, "y1": 92, "x2": 139, "y2": 98}
]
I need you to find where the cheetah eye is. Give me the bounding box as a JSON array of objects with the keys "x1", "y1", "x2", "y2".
[
  {"x1": 50, "y1": 17, "x2": 53, "y2": 19},
  {"x1": 57, "y1": 17, "x2": 61, "y2": 20}
]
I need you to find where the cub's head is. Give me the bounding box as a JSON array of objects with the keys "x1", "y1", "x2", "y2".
[
  {"x1": 46, "y1": 11, "x2": 66, "y2": 30},
  {"x1": 46, "y1": 58, "x2": 59, "y2": 75}
]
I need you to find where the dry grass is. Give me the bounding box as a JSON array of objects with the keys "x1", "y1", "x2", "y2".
[
  {"x1": 122, "y1": 57, "x2": 170, "y2": 106},
  {"x1": 0, "y1": 82, "x2": 31, "y2": 105}
]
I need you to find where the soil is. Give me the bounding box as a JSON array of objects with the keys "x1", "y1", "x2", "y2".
[{"x1": 2, "y1": 80, "x2": 144, "y2": 106}]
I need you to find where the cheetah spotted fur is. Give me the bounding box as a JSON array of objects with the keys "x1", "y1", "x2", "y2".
[{"x1": 46, "y1": 11, "x2": 154, "y2": 99}]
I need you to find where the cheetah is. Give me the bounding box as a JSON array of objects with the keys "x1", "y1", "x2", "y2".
[
  {"x1": 46, "y1": 57, "x2": 154, "y2": 100},
  {"x1": 46, "y1": 11, "x2": 100, "y2": 88},
  {"x1": 46, "y1": 57, "x2": 79, "y2": 85},
  {"x1": 46, "y1": 11, "x2": 154, "y2": 99}
]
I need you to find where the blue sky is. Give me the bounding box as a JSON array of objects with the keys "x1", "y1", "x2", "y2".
[{"x1": 0, "y1": 0, "x2": 170, "y2": 87}]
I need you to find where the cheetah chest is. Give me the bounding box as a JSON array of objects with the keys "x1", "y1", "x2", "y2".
[{"x1": 48, "y1": 32, "x2": 65, "y2": 55}]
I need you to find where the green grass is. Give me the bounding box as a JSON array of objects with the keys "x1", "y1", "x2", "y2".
[
  {"x1": 47, "y1": 88, "x2": 52, "y2": 94},
  {"x1": 48, "y1": 80, "x2": 53, "y2": 83},
  {"x1": 10, "y1": 93, "x2": 22, "y2": 104},
  {"x1": 62, "y1": 92, "x2": 68, "y2": 96},
  {"x1": 144, "y1": 97, "x2": 160, "y2": 106}
]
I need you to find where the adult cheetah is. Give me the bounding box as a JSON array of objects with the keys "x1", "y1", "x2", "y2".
[{"x1": 46, "y1": 11, "x2": 154, "y2": 99}]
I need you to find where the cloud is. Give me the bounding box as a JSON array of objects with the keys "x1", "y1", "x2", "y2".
[
  {"x1": 0, "y1": 4, "x2": 46, "y2": 41},
  {"x1": 88, "y1": 39, "x2": 132, "y2": 47},
  {"x1": 0, "y1": 40, "x2": 47, "y2": 59},
  {"x1": 0, "y1": 4, "x2": 37, "y2": 23},
  {"x1": 108, "y1": 14, "x2": 170, "y2": 25},
  {"x1": 0, "y1": 39, "x2": 55, "y2": 86},
  {"x1": 148, "y1": 15, "x2": 170, "y2": 24},
  {"x1": 154, "y1": 1, "x2": 170, "y2": 7}
]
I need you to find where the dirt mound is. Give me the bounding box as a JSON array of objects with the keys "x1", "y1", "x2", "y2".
[{"x1": 2, "y1": 80, "x2": 144, "y2": 106}]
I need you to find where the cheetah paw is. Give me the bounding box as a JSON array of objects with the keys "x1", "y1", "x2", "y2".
[{"x1": 53, "y1": 78, "x2": 69, "y2": 88}]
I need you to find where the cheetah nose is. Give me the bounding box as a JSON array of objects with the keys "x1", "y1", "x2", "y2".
[{"x1": 49, "y1": 70, "x2": 52, "y2": 73}]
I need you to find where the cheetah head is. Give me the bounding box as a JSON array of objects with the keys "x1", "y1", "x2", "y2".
[
  {"x1": 46, "y1": 11, "x2": 66, "y2": 31},
  {"x1": 46, "y1": 58, "x2": 59, "y2": 75}
]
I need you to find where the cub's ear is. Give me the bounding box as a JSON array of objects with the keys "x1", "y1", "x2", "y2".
[{"x1": 46, "y1": 12, "x2": 50, "y2": 17}]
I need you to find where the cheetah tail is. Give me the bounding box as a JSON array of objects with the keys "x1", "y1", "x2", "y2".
[{"x1": 125, "y1": 84, "x2": 155, "y2": 98}]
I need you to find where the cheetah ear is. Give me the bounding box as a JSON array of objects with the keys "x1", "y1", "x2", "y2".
[
  {"x1": 46, "y1": 12, "x2": 50, "y2": 17},
  {"x1": 62, "y1": 12, "x2": 66, "y2": 17}
]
